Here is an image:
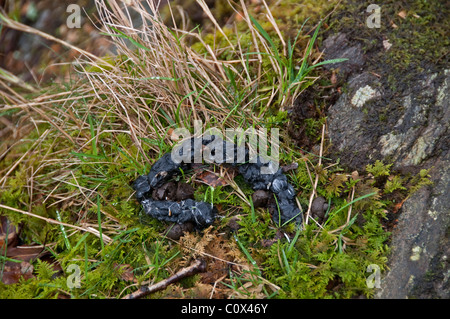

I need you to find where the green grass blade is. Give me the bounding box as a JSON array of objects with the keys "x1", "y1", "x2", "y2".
[
  {"x1": 104, "y1": 27, "x2": 151, "y2": 52},
  {"x1": 304, "y1": 58, "x2": 349, "y2": 74},
  {"x1": 290, "y1": 20, "x2": 323, "y2": 90},
  {"x1": 56, "y1": 210, "x2": 71, "y2": 250},
  {"x1": 324, "y1": 192, "x2": 378, "y2": 227},
  {"x1": 70, "y1": 151, "x2": 107, "y2": 160},
  {"x1": 249, "y1": 15, "x2": 282, "y2": 65},
  {"x1": 72, "y1": 233, "x2": 90, "y2": 253},
  {"x1": 96, "y1": 195, "x2": 104, "y2": 252},
  {"x1": 88, "y1": 114, "x2": 98, "y2": 156},
  {"x1": 338, "y1": 213, "x2": 360, "y2": 254},
  {"x1": 249, "y1": 196, "x2": 256, "y2": 224},
  {"x1": 0, "y1": 256, "x2": 22, "y2": 263},
  {"x1": 234, "y1": 234, "x2": 261, "y2": 276},
  {"x1": 281, "y1": 247, "x2": 291, "y2": 275},
  {"x1": 273, "y1": 194, "x2": 281, "y2": 228}
]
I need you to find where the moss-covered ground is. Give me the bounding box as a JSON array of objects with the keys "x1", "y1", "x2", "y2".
[{"x1": 0, "y1": 0, "x2": 437, "y2": 298}]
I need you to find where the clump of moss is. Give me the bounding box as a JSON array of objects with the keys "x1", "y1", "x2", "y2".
[{"x1": 327, "y1": 0, "x2": 449, "y2": 84}]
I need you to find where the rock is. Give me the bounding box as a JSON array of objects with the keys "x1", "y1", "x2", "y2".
[
  {"x1": 326, "y1": 71, "x2": 386, "y2": 170},
  {"x1": 377, "y1": 152, "x2": 450, "y2": 298},
  {"x1": 378, "y1": 71, "x2": 449, "y2": 169},
  {"x1": 324, "y1": 29, "x2": 450, "y2": 298},
  {"x1": 310, "y1": 196, "x2": 328, "y2": 222},
  {"x1": 327, "y1": 66, "x2": 449, "y2": 173},
  {"x1": 321, "y1": 32, "x2": 365, "y2": 81}
]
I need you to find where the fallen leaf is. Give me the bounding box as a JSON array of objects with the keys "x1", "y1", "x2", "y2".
[
  {"x1": 118, "y1": 264, "x2": 136, "y2": 282},
  {"x1": 112, "y1": 263, "x2": 137, "y2": 283},
  {"x1": 398, "y1": 10, "x2": 407, "y2": 19},
  {"x1": 392, "y1": 198, "x2": 407, "y2": 214},
  {"x1": 1, "y1": 260, "x2": 34, "y2": 285},
  {"x1": 193, "y1": 164, "x2": 230, "y2": 188},
  {"x1": 168, "y1": 127, "x2": 175, "y2": 139},
  {"x1": 6, "y1": 245, "x2": 46, "y2": 262},
  {"x1": 1, "y1": 216, "x2": 57, "y2": 284},
  {"x1": 383, "y1": 39, "x2": 392, "y2": 51},
  {"x1": 196, "y1": 171, "x2": 228, "y2": 188}
]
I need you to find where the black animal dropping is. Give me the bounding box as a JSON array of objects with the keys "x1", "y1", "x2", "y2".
[{"x1": 132, "y1": 135, "x2": 302, "y2": 229}]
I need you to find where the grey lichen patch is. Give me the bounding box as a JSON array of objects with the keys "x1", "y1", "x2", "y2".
[
  {"x1": 403, "y1": 134, "x2": 434, "y2": 166},
  {"x1": 407, "y1": 275, "x2": 415, "y2": 288},
  {"x1": 351, "y1": 85, "x2": 379, "y2": 107},
  {"x1": 435, "y1": 70, "x2": 449, "y2": 107},
  {"x1": 427, "y1": 210, "x2": 438, "y2": 221},
  {"x1": 379, "y1": 132, "x2": 403, "y2": 157}
]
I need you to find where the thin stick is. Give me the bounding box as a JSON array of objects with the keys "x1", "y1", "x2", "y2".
[
  {"x1": 304, "y1": 124, "x2": 326, "y2": 226},
  {"x1": 210, "y1": 274, "x2": 227, "y2": 299},
  {"x1": 262, "y1": 0, "x2": 285, "y2": 56},
  {"x1": 121, "y1": 259, "x2": 207, "y2": 299},
  {"x1": 0, "y1": 204, "x2": 112, "y2": 244},
  {"x1": 239, "y1": 0, "x2": 262, "y2": 64},
  {"x1": 346, "y1": 186, "x2": 356, "y2": 224}
]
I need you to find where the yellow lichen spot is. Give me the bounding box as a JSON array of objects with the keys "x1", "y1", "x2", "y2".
[{"x1": 410, "y1": 246, "x2": 422, "y2": 261}]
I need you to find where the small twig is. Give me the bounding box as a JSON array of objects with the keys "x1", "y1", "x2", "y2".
[
  {"x1": 121, "y1": 259, "x2": 207, "y2": 299},
  {"x1": 209, "y1": 274, "x2": 227, "y2": 299},
  {"x1": 304, "y1": 124, "x2": 326, "y2": 226},
  {"x1": 346, "y1": 186, "x2": 356, "y2": 224},
  {"x1": 0, "y1": 204, "x2": 112, "y2": 244}
]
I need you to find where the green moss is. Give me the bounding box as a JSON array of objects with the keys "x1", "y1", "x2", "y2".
[
  {"x1": 328, "y1": 0, "x2": 448, "y2": 86},
  {"x1": 384, "y1": 175, "x2": 406, "y2": 194},
  {"x1": 230, "y1": 149, "x2": 398, "y2": 298},
  {"x1": 407, "y1": 168, "x2": 433, "y2": 194},
  {"x1": 366, "y1": 160, "x2": 392, "y2": 178}
]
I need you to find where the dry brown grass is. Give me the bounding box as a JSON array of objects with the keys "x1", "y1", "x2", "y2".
[{"x1": 0, "y1": 0, "x2": 288, "y2": 250}]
